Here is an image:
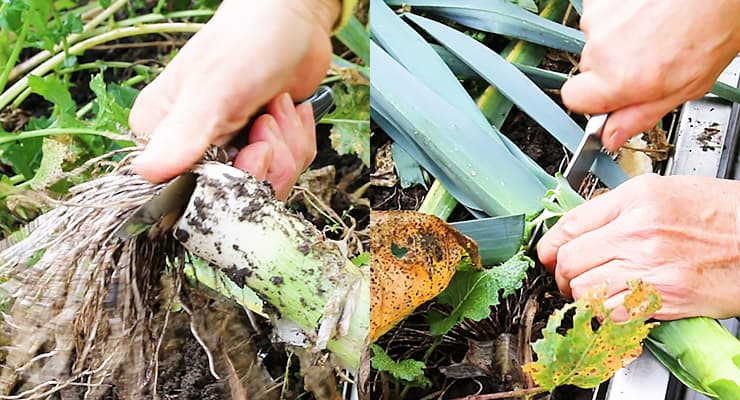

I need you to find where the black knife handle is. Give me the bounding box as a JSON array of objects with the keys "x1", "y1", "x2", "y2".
[{"x1": 227, "y1": 86, "x2": 334, "y2": 150}]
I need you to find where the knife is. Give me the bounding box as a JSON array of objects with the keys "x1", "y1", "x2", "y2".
[
  {"x1": 114, "y1": 86, "x2": 335, "y2": 240},
  {"x1": 528, "y1": 113, "x2": 608, "y2": 250}
]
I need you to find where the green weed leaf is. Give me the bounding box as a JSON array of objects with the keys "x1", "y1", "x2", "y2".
[
  {"x1": 428, "y1": 253, "x2": 532, "y2": 335},
  {"x1": 371, "y1": 344, "x2": 430, "y2": 387},
  {"x1": 522, "y1": 280, "x2": 661, "y2": 391},
  {"x1": 327, "y1": 82, "x2": 370, "y2": 166},
  {"x1": 0, "y1": 1, "x2": 29, "y2": 32},
  {"x1": 28, "y1": 75, "x2": 77, "y2": 126},
  {"x1": 0, "y1": 136, "x2": 42, "y2": 179},
  {"x1": 90, "y1": 73, "x2": 131, "y2": 132}
]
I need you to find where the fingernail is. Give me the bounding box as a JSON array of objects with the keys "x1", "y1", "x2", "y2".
[
  {"x1": 603, "y1": 130, "x2": 619, "y2": 152},
  {"x1": 278, "y1": 92, "x2": 293, "y2": 114},
  {"x1": 266, "y1": 116, "x2": 281, "y2": 136}
]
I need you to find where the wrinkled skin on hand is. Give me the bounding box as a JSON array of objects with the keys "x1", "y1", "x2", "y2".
[
  {"x1": 562, "y1": 0, "x2": 740, "y2": 152},
  {"x1": 129, "y1": 0, "x2": 339, "y2": 199},
  {"x1": 537, "y1": 174, "x2": 740, "y2": 321}
]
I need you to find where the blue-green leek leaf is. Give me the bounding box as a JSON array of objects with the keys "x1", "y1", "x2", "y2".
[
  {"x1": 391, "y1": 143, "x2": 428, "y2": 189},
  {"x1": 409, "y1": 13, "x2": 628, "y2": 188},
  {"x1": 386, "y1": 0, "x2": 585, "y2": 53},
  {"x1": 371, "y1": 40, "x2": 550, "y2": 216},
  {"x1": 452, "y1": 214, "x2": 525, "y2": 265},
  {"x1": 569, "y1": 0, "x2": 583, "y2": 15}
]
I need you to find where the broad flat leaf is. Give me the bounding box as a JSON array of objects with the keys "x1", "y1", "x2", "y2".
[
  {"x1": 26, "y1": 138, "x2": 69, "y2": 190},
  {"x1": 0, "y1": 136, "x2": 42, "y2": 178},
  {"x1": 371, "y1": 344, "x2": 430, "y2": 386},
  {"x1": 327, "y1": 82, "x2": 370, "y2": 166},
  {"x1": 371, "y1": 0, "x2": 491, "y2": 131},
  {"x1": 569, "y1": 0, "x2": 583, "y2": 15},
  {"x1": 370, "y1": 210, "x2": 481, "y2": 342},
  {"x1": 28, "y1": 75, "x2": 77, "y2": 126},
  {"x1": 372, "y1": 2, "x2": 558, "y2": 201},
  {"x1": 428, "y1": 252, "x2": 532, "y2": 335},
  {"x1": 351, "y1": 251, "x2": 370, "y2": 267},
  {"x1": 522, "y1": 280, "x2": 661, "y2": 391}
]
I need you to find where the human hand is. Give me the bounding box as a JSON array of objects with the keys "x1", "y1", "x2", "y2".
[
  {"x1": 562, "y1": 0, "x2": 740, "y2": 152},
  {"x1": 128, "y1": 0, "x2": 339, "y2": 184},
  {"x1": 231, "y1": 93, "x2": 317, "y2": 201},
  {"x1": 537, "y1": 174, "x2": 740, "y2": 321}
]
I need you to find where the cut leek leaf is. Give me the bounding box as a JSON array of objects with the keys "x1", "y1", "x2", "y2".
[
  {"x1": 391, "y1": 143, "x2": 427, "y2": 189},
  {"x1": 451, "y1": 214, "x2": 525, "y2": 265},
  {"x1": 387, "y1": 0, "x2": 585, "y2": 53}
]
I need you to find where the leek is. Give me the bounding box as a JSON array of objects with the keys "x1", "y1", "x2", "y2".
[
  {"x1": 646, "y1": 318, "x2": 740, "y2": 399},
  {"x1": 173, "y1": 162, "x2": 370, "y2": 371}
]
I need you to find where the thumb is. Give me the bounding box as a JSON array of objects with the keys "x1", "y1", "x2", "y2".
[
  {"x1": 132, "y1": 89, "x2": 256, "y2": 183},
  {"x1": 562, "y1": 71, "x2": 637, "y2": 115},
  {"x1": 601, "y1": 96, "x2": 679, "y2": 152}
]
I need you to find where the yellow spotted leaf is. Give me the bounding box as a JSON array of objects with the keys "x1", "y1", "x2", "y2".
[
  {"x1": 370, "y1": 211, "x2": 481, "y2": 343},
  {"x1": 522, "y1": 280, "x2": 661, "y2": 391}
]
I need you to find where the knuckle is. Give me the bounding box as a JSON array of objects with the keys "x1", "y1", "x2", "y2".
[{"x1": 555, "y1": 245, "x2": 577, "y2": 279}]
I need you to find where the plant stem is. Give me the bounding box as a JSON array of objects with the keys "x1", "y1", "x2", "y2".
[
  {"x1": 0, "y1": 22, "x2": 204, "y2": 110},
  {"x1": 0, "y1": 128, "x2": 132, "y2": 145},
  {"x1": 418, "y1": 180, "x2": 456, "y2": 219},
  {"x1": 451, "y1": 387, "x2": 546, "y2": 400},
  {"x1": 8, "y1": 0, "x2": 129, "y2": 83},
  {"x1": 57, "y1": 61, "x2": 161, "y2": 75},
  {"x1": 0, "y1": 18, "x2": 31, "y2": 94},
  {"x1": 112, "y1": 9, "x2": 215, "y2": 27}
]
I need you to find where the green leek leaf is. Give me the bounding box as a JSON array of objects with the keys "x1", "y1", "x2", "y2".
[{"x1": 335, "y1": 14, "x2": 369, "y2": 65}]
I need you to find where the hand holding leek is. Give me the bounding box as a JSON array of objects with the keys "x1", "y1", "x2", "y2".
[
  {"x1": 562, "y1": 0, "x2": 740, "y2": 152},
  {"x1": 538, "y1": 174, "x2": 740, "y2": 321},
  {"x1": 128, "y1": 0, "x2": 341, "y2": 192}
]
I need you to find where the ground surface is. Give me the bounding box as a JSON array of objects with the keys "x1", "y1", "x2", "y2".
[
  {"x1": 0, "y1": 4, "x2": 369, "y2": 398},
  {"x1": 368, "y1": 46, "x2": 595, "y2": 399}
]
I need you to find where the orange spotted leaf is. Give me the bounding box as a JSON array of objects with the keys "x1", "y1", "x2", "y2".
[
  {"x1": 522, "y1": 280, "x2": 661, "y2": 391},
  {"x1": 370, "y1": 211, "x2": 481, "y2": 343}
]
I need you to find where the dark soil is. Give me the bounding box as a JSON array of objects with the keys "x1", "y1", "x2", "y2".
[
  {"x1": 2, "y1": 13, "x2": 369, "y2": 399},
  {"x1": 368, "y1": 48, "x2": 595, "y2": 399}
]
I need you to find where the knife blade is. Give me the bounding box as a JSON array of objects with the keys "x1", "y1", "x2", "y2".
[
  {"x1": 527, "y1": 113, "x2": 608, "y2": 251},
  {"x1": 563, "y1": 113, "x2": 607, "y2": 190},
  {"x1": 114, "y1": 85, "x2": 335, "y2": 240}
]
